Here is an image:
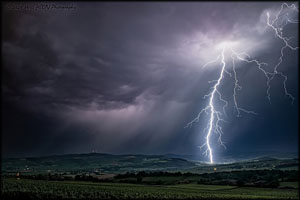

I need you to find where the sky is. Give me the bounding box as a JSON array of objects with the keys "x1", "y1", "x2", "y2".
[{"x1": 2, "y1": 2, "x2": 299, "y2": 160}]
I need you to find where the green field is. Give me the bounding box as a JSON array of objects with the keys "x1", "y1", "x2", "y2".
[
  {"x1": 2, "y1": 178, "x2": 299, "y2": 200},
  {"x1": 279, "y1": 181, "x2": 298, "y2": 189}
]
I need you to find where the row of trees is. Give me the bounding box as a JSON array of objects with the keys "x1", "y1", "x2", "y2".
[
  {"x1": 115, "y1": 169, "x2": 298, "y2": 188},
  {"x1": 5, "y1": 169, "x2": 298, "y2": 188},
  {"x1": 115, "y1": 171, "x2": 192, "y2": 179}
]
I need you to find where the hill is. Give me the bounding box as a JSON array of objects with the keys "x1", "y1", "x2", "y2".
[
  {"x1": 2, "y1": 153, "x2": 196, "y2": 174},
  {"x1": 2, "y1": 153, "x2": 298, "y2": 175}
]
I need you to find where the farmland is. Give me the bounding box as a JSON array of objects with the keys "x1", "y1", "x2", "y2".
[
  {"x1": 2, "y1": 153, "x2": 298, "y2": 199},
  {"x1": 2, "y1": 178, "x2": 299, "y2": 200}
]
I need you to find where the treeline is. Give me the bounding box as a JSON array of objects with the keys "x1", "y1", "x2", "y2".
[
  {"x1": 115, "y1": 170, "x2": 298, "y2": 180},
  {"x1": 114, "y1": 170, "x2": 298, "y2": 188},
  {"x1": 115, "y1": 171, "x2": 190, "y2": 178},
  {"x1": 4, "y1": 169, "x2": 298, "y2": 188}
]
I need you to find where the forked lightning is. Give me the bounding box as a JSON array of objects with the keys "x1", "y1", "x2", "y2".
[{"x1": 185, "y1": 3, "x2": 298, "y2": 164}]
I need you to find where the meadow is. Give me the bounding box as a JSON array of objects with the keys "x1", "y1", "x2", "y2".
[{"x1": 2, "y1": 178, "x2": 299, "y2": 200}]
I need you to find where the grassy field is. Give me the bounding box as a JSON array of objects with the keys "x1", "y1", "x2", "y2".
[
  {"x1": 2, "y1": 178, "x2": 299, "y2": 200},
  {"x1": 279, "y1": 181, "x2": 298, "y2": 188}
]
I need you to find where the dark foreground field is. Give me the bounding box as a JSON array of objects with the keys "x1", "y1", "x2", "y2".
[{"x1": 2, "y1": 178, "x2": 299, "y2": 200}]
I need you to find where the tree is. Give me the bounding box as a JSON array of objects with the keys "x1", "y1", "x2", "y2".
[
  {"x1": 137, "y1": 175, "x2": 143, "y2": 183},
  {"x1": 237, "y1": 179, "x2": 245, "y2": 186}
]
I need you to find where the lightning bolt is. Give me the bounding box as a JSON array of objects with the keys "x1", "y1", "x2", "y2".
[
  {"x1": 204, "y1": 46, "x2": 226, "y2": 163},
  {"x1": 265, "y1": 3, "x2": 299, "y2": 104},
  {"x1": 185, "y1": 3, "x2": 298, "y2": 164}
]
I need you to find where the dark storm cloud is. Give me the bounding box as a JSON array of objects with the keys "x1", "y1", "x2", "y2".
[{"x1": 2, "y1": 2, "x2": 298, "y2": 157}]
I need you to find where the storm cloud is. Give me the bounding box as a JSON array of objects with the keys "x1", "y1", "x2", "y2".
[{"x1": 2, "y1": 2, "x2": 298, "y2": 158}]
